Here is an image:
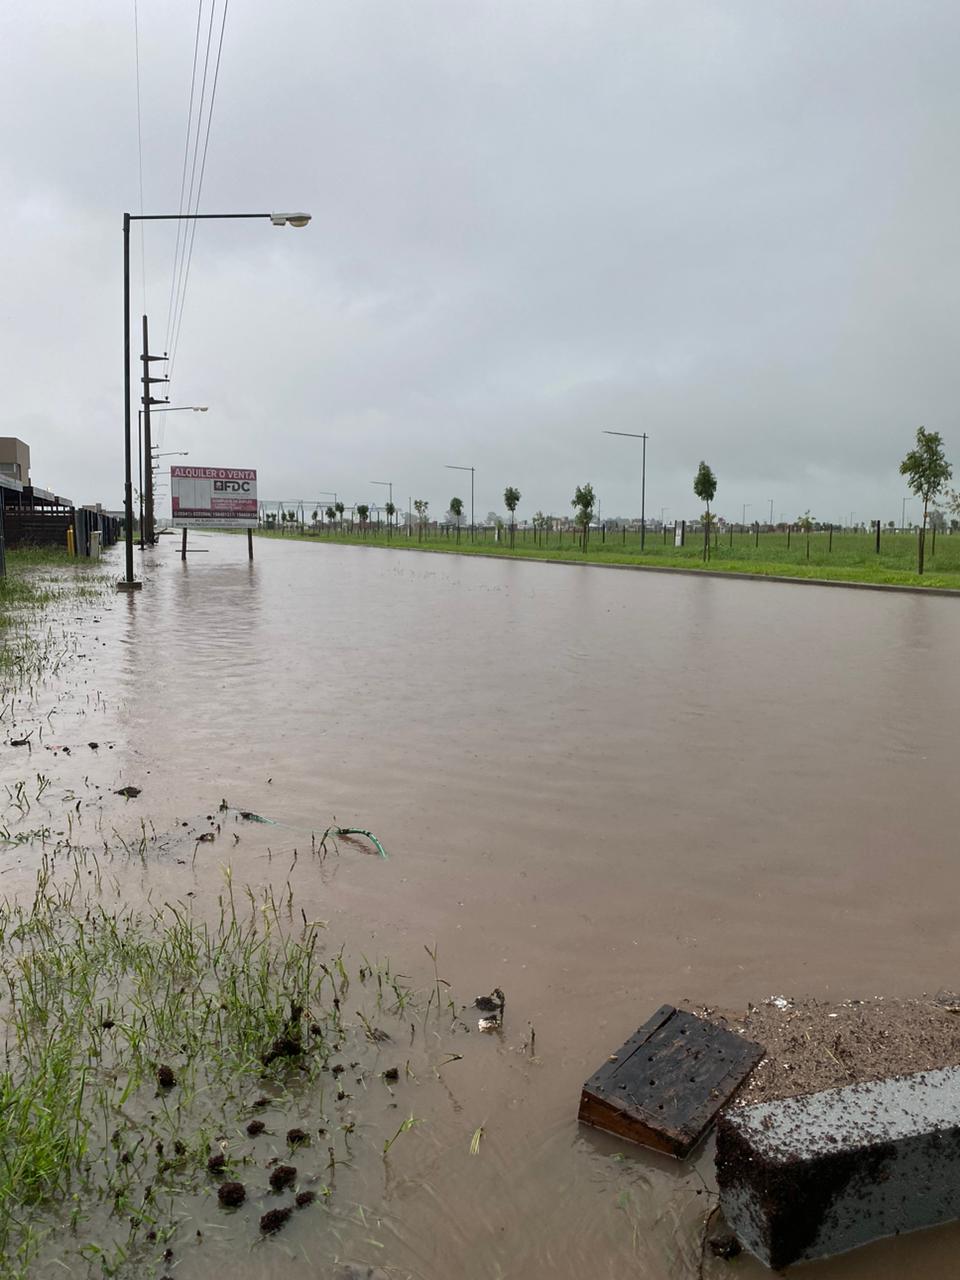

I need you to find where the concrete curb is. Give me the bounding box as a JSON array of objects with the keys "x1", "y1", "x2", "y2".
[
  {"x1": 274, "y1": 536, "x2": 960, "y2": 599},
  {"x1": 716, "y1": 1067, "x2": 960, "y2": 1267}
]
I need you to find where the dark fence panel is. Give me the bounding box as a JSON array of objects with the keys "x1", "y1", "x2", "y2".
[{"x1": 4, "y1": 510, "x2": 73, "y2": 550}]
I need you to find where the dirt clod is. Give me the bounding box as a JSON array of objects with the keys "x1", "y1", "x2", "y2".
[
  {"x1": 262, "y1": 1035, "x2": 302, "y2": 1066},
  {"x1": 207, "y1": 1152, "x2": 226, "y2": 1173},
  {"x1": 286, "y1": 1127, "x2": 308, "y2": 1146},
  {"x1": 382, "y1": 1066, "x2": 399, "y2": 1082},
  {"x1": 269, "y1": 1164, "x2": 297, "y2": 1192},
  {"x1": 295, "y1": 1189, "x2": 316, "y2": 1208},
  {"x1": 259, "y1": 1206, "x2": 293, "y2": 1234},
  {"x1": 156, "y1": 1064, "x2": 176, "y2": 1089},
  {"x1": 115, "y1": 785, "x2": 141, "y2": 798},
  {"x1": 218, "y1": 1180, "x2": 246, "y2": 1208},
  {"x1": 246, "y1": 1119, "x2": 266, "y2": 1136}
]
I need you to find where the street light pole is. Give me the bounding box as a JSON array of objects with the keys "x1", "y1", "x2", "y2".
[
  {"x1": 445, "y1": 464, "x2": 475, "y2": 541},
  {"x1": 768, "y1": 498, "x2": 774, "y2": 526},
  {"x1": 742, "y1": 503, "x2": 750, "y2": 528},
  {"x1": 120, "y1": 211, "x2": 310, "y2": 590},
  {"x1": 602, "y1": 430, "x2": 648, "y2": 549}
]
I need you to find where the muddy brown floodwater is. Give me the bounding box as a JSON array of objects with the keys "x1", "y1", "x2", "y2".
[{"x1": 4, "y1": 533, "x2": 960, "y2": 1278}]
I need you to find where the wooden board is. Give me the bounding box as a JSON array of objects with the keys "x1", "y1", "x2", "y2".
[{"x1": 578, "y1": 1005, "x2": 764, "y2": 1158}]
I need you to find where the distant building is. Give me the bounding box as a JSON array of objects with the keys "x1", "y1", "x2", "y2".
[{"x1": 0, "y1": 438, "x2": 30, "y2": 487}]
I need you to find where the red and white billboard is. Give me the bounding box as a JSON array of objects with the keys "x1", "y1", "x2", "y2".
[{"x1": 171, "y1": 466, "x2": 258, "y2": 528}]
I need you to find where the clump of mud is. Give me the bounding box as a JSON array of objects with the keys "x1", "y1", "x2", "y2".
[
  {"x1": 156, "y1": 1064, "x2": 176, "y2": 1089},
  {"x1": 218, "y1": 1181, "x2": 246, "y2": 1208},
  {"x1": 269, "y1": 1164, "x2": 297, "y2": 1192},
  {"x1": 287, "y1": 1127, "x2": 308, "y2": 1146},
  {"x1": 246, "y1": 1119, "x2": 266, "y2": 1136},
  {"x1": 295, "y1": 1189, "x2": 316, "y2": 1208},
  {"x1": 259, "y1": 1206, "x2": 292, "y2": 1234}
]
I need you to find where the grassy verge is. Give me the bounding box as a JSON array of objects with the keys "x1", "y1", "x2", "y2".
[
  {"x1": 0, "y1": 549, "x2": 109, "y2": 688},
  {"x1": 0, "y1": 850, "x2": 441, "y2": 1278},
  {"x1": 253, "y1": 526, "x2": 960, "y2": 590},
  {"x1": 0, "y1": 548, "x2": 106, "y2": 615}
]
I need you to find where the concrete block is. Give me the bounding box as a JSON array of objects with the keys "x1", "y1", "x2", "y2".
[{"x1": 716, "y1": 1065, "x2": 960, "y2": 1269}]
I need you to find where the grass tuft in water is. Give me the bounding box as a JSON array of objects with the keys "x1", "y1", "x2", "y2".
[{"x1": 0, "y1": 854, "x2": 424, "y2": 1277}]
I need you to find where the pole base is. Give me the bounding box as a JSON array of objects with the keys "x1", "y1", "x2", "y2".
[{"x1": 116, "y1": 580, "x2": 143, "y2": 592}]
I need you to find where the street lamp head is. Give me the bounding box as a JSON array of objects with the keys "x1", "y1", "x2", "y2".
[
  {"x1": 194, "y1": 407, "x2": 209, "y2": 412},
  {"x1": 270, "y1": 212, "x2": 311, "y2": 228}
]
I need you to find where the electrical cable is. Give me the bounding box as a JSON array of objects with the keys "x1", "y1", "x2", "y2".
[
  {"x1": 163, "y1": 0, "x2": 206, "y2": 364},
  {"x1": 133, "y1": 0, "x2": 148, "y2": 313},
  {"x1": 168, "y1": 0, "x2": 231, "y2": 381},
  {"x1": 166, "y1": 0, "x2": 217, "y2": 379}
]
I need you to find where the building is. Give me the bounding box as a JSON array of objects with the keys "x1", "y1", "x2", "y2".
[
  {"x1": 0, "y1": 436, "x2": 119, "y2": 562},
  {"x1": 0, "y1": 437, "x2": 30, "y2": 487}
]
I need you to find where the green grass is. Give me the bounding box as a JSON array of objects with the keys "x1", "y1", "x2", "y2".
[
  {"x1": 254, "y1": 524, "x2": 960, "y2": 589},
  {"x1": 0, "y1": 851, "x2": 433, "y2": 1277},
  {"x1": 0, "y1": 549, "x2": 110, "y2": 687}
]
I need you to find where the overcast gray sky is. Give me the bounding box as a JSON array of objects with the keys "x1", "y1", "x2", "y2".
[{"x1": 3, "y1": 1, "x2": 959, "y2": 525}]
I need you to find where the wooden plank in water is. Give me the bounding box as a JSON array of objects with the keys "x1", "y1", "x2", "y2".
[{"x1": 578, "y1": 1005, "x2": 764, "y2": 1158}]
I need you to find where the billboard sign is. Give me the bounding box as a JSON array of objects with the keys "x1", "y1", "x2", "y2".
[{"x1": 171, "y1": 466, "x2": 257, "y2": 528}]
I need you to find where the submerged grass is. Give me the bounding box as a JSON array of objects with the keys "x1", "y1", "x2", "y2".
[
  {"x1": 0, "y1": 550, "x2": 111, "y2": 694},
  {"x1": 0, "y1": 852, "x2": 429, "y2": 1278}
]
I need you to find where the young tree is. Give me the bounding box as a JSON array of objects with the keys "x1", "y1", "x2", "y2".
[
  {"x1": 311, "y1": 508, "x2": 319, "y2": 530},
  {"x1": 449, "y1": 496, "x2": 464, "y2": 544},
  {"x1": 334, "y1": 500, "x2": 345, "y2": 533},
  {"x1": 325, "y1": 505, "x2": 336, "y2": 534},
  {"x1": 504, "y1": 486, "x2": 521, "y2": 549},
  {"x1": 693, "y1": 461, "x2": 717, "y2": 562},
  {"x1": 413, "y1": 498, "x2": 429, "y2": 542},
  {"x1": 572, "y1": 483, "x2": 596, "y2": 553},
  {"x1": 385, "y1": 500, "x2": 396, "y2": 538},
  {"x1": 900, "y1": 427, "x2": 951, "y2": 574},
  {"x1": 532, "y1": 510, "x2": 548, "y2": 546},
  {"x1": 356, "y1": 503, "x2": 370, "y2": 535}
]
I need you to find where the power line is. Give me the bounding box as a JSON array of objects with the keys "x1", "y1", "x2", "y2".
[
  {"x1": 168, "y1": 0, "x2": 231, "y2": 380},
  {"x1": 163, "y1": 0, "x2": 206, "y2": 362},
  {"x1": 166, "y1": 0, "x2": 216, "y2": 370},
  {"x1": 133, "y1": 0, "x2": 147, "y2": 312}
]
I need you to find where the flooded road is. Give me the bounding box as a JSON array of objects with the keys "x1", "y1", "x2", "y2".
[{"x1": 4, "y1": 533, "x2": 960, "y2": 1278}]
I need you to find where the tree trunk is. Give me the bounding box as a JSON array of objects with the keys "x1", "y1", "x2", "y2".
[{"x1": 919, "y1": 499, "x2": 928, "y2": 574}]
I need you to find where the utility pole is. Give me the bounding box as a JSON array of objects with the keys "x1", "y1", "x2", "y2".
[
  {"x1": 140, "y1": 315, "x2": 167, "y2": 546},
  {"x1": 602, "y1": 430, "x2": 648, "y2": 549},
  {"x1": 768, "y1": 498, "x2": 774, "y2": 526}
]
